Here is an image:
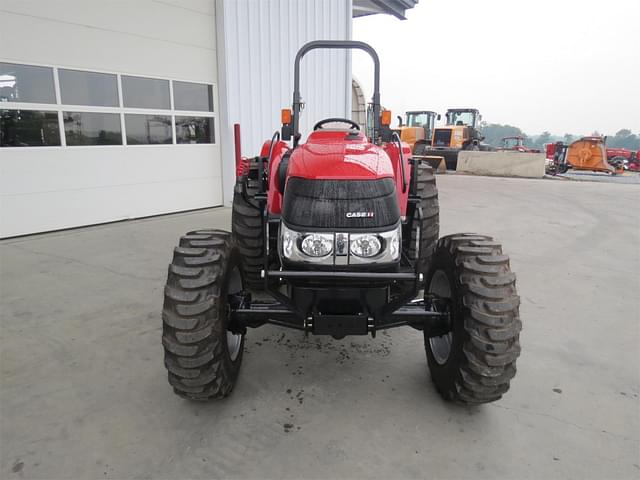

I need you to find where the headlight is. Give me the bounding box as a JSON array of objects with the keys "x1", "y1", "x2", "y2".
[
  {"x1": 280, "y1": 223, "x2": 332, "y2": 264},
  {"x1": 350, "y1": 234, "x2": 382, "y2": 258},
  {"x1": 279, "y1": 222, "x2": 401, "y2": 265},
  {"x1": 300, "y1": 234, "x2": 333, "y2": 257},
  {"x1": 348, "y1": 225, "x2": 401, "y2": 265}
]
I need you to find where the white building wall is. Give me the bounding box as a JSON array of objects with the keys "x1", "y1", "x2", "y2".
[
  {"x1": 0, "y1": 0, "x2": 221, "y2": 237},
  {"x1": 0, "y1": 0, "x2": 218, "y2": 81},
  {"x1": 216, "y1": 0, "x2": 353, "y2": 204}
]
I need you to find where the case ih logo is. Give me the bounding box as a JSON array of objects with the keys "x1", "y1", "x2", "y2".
[{"x1": 346, "y1": 211, "x2": 374, "y2": 218}]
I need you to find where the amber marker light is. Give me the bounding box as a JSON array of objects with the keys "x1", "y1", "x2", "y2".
[
  {"x1": 381, "y1": 110, "x2": 392, "y2": 126},
  {"x1": 281, "y1": 108, "x2": 292, "y2": 124}
]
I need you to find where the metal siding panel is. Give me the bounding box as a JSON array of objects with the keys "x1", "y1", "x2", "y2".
[{"x1": 217, "y1": 0, "x2": 351, "y2": 204}]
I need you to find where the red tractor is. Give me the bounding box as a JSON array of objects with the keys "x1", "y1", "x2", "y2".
[
  {"x1": 499, "y1": 135, "x2": 541, "y2": 153},
  {"x1": 161, "y1": 41, "x2": 521, "y2": 404},
  {"x1": 630, "y1": 151, "x2": 640, "y2": 172}
]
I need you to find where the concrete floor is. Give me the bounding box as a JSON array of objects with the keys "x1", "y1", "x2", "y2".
[{"x1": 1, "y1": 175, "x2": 639, "y2": 479}]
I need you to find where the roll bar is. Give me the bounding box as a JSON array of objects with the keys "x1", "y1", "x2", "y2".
[{"x1": 291, "y1": 40, "x2": 381, "y2": 144}]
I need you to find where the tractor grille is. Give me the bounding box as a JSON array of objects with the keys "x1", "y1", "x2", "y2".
[
  {"x1": 433, "y1": 129, "x2": 452, "y2": 147},
  {"x1": 282, "y1": 177, "x2": 400, "y2": 230}
]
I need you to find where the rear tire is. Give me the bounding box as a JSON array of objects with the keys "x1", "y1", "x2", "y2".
[
  {"x1": 424, "y1": 234, "x2": 521, "y2": 404},
  {"x1": 232, "y1": 166, "x2": 265, "y2": 291},
  {"x1": 407, "y1": 163, "x2": 439, "y2": 275},
  {"x1": 162, "y1": 230, "x2": 245, "y2": 400}
]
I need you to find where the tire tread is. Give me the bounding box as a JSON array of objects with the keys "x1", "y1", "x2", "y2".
[
  {"x1": 426, "y1": 233, "x2": 521, "y2": 404},
  {"x1": 162, "y1": 231, "x2": 242, "y2": 400},
  {"x1": 407, "y1": 163, "x2": 440, "y2": 274}
]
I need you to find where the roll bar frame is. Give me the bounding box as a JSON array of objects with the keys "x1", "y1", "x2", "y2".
[{"x1": 291, "y1": 40, "x2": 381, "y2": 145}]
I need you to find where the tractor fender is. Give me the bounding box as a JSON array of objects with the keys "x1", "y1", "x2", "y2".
[
  {"x1": 259, "y1": 139, "x2": 289, "y2": 215},
  {"x1": 276, "y1": 151, "x2": 292, "y2": 193},
  {"x1": 382, "y1": 140, "x2": 412, "y2": 217}
]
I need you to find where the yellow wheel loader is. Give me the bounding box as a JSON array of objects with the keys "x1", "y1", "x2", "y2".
[
  {"x1": 395, "y1": 110, "x2": 440, "y2": 150},
  {"x1": 423, "y1": 108, "x2": 486, "y2": 170},
  {"x1": 394, "y1": 111, "x2": 447, "y2": 172}
]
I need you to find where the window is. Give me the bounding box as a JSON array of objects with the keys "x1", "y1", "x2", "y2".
[
  {"x1": 176, "y1": 117, "x2": 214, "y2": 144},
  {"x1": 1, "y1": 65, "x2": 217, "y2": 148},
  {"x1": 125, "y1": 114, "x2": 172, "y2": 144},
  {"x1": 173, "y1": 81, "x2": 213, "y2": 112},
  {"x1": 446, "y1": 111, "x2": 476, "y2": 127},
  {"x1": 59, "y1": 69, "x2": 118, "y2": 107},
  {"x1": 1, "y1": 109, "x2": 61, "y2": 147},
  {"x1": 407, "y1": 113, "x2": 428, "y2": 127},
  {"x1": 122, "y1": 76, "x2": 170, "y2": 109},
  {"x1": 433, "y1": 129, "x2": 452, "y2": 147},
  {"x1": 63, "y1": 112, "x2": 122, "y2": 146},
  {"x1": 0, "y1": 63, "x2": 55, "y2": 104}
]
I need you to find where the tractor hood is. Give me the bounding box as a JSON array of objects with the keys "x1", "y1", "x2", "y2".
[
  {"x1": 280, "y1": 130, "x2": 400, "y2": 230},
  {"x1": 286, "y1": 130, "x2": 394, "y2": 180}
]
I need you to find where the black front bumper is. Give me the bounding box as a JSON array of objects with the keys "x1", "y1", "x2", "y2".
[{"x1": 229, "y1": 269, "x2": 450, "y2": 339}]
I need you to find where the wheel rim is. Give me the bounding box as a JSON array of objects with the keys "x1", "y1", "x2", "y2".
[
  {"x1": 226, "y1": 265, "x2": 243, "y2": 362},
  {"x1": 428, "y1": 269, "x2": 453, "y2": 365}
]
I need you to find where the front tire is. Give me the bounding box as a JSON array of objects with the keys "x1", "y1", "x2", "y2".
[
  {"x1": 424, "y1": 234, "x2": 521, "y2": 404},
  {"x1": 162, "y1": 230, "x2": 245, "y2": 400}
]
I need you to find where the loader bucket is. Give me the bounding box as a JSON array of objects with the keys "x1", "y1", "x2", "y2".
[
  {"x1": 420, "y1": 155, "x2": 447, "y2": 173},
  {"x1": 423, "y1": 149, "x2": 459, "y2": 171}
]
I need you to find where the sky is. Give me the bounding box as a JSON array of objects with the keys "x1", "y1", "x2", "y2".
[{"x1": 352, "y1": 0, "x2": 640, "y2": 136}]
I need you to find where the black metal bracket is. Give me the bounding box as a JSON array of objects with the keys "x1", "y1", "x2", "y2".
[
  {"x1": 266, "y1": 270, "x2": 417, "y2": 281},
  {"x1": 229, "y1": 298, "x2": 450, "y2": 338}
]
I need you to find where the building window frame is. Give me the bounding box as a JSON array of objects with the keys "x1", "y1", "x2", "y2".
[{"x1": 0, "y1": 59, "x2": 217, "y2": 149}]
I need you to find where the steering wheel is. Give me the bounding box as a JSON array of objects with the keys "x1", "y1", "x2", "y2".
[{"x1": 313, "y1": 118, "x2": 360, "y2": 131}]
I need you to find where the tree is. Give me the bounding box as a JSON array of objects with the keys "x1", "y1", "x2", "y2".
[
  {"x1": 607, "y1": 129, "x2": 639, "y2": 150},
  {"x1": 478, "y1": 118, "x2": 640, "y2": 151},
  {"x1": 480, "y1": 123, "x2": 525, "y2": 147},
  {"x1": 532, "y1": 131, "x2": 552, "y2": 149}
]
